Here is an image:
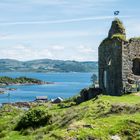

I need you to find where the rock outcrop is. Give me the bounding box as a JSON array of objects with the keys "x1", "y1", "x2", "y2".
[{"x1": 76, "y1": 87, "x2": 102, "y2": 104}]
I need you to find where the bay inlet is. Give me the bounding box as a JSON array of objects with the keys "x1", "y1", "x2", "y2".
[{"x1": 0, "y1": 72, "x2": 94, "y2": 103}]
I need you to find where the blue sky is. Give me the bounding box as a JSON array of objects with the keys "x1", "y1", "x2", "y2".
[{"x1": 0, "y1": 0, "x2": 140, "y2": 61}]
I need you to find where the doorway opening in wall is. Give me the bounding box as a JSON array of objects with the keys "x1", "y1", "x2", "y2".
[
  {"x1": 103, "y1": 70, "x2": 107, "y2": 88},
  {"x1": 132, "y1": 58, "x2": 140, "y2": 75}
]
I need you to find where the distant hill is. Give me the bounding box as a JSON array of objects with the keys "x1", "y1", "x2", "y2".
[{"x1": 0, "y1": 59, "x2": 98, "y2": 72}]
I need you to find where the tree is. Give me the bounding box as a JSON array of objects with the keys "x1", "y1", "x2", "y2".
[{"x1": 91, "y1": 74, "x2": 97, "y2": 85}]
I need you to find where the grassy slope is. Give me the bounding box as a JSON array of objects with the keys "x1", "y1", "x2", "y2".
[{"x1": 1, "y1": 94, "x2": 140, "y2": 140}]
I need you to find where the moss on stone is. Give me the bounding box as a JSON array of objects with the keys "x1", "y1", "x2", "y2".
[
  {"x1": 99, "y1": 18, "x2": 127, "y2": 46},
  {"x1": 100, "y1": 35, "x2": 125, "y2": 47},
  {"x1": 108, "y1": 18, "x2": 126, "y2": 39},
  {"x1": 111, "y1": 33, "x2": 127, "y2": 41}
]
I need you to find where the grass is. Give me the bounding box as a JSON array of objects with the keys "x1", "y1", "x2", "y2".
[{"x1": 1, "y1": 93, "x2": 140, "y2": 139}]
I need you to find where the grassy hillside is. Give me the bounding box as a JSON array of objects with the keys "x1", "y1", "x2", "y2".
[
  {"x1": 1, "y1": 93, "x2": 140, "y2": 139},
  {"x1": 0, "y1": 59, "x2": 98, "y2": 72}
]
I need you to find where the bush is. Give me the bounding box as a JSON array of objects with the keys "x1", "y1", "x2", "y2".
[{"x1": 15, "y1": 107, "x2": 52, "y2": 130}]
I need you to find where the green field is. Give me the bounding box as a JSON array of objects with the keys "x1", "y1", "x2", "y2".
[{"x1": 1, "y1": 93, "x2": 140, "y2": 140}]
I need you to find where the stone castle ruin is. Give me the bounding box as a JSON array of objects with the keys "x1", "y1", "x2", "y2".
[{"x1": 99, "y1": 18, "x2": 140, "y2": 95}]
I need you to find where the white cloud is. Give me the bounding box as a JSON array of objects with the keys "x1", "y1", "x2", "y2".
[
  {"x1": 0, "y1": 30, "x2": 105, "y2": 41},
  {"x1": 30, "y1": 0, "x2": 68, "y2": 5},
  {"x1": 50, "y1": 45, "x2": 65, "y2": 51},
  {"x1": 0, "y1": 45, "x2": 53, "y2": 60},
  {"x1": 0, "y1": 16, "x2": 130, "y2": 26},
  {"x1": 0, "y1": 34, "x2": 10, "y2": 40},
  {"x1": 120, "y1": 18, "x2": 140, "y2": 39},
  {"x1": 78, "y1": 45, "x2": 95, "y2": 53},
  {"x1": 0, "y1": 44, "x2": 97, "y2": 61}
]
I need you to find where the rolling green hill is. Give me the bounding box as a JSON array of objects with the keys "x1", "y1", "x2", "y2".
[
  {"x1": 1, "y1": 93, "x2": 140, "y2": 139},
  {"x1": 0, "y1": 59, "x2": 98, "y2": 72}
]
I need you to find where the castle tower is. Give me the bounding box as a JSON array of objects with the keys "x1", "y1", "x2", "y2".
[{"x1": 99, "y1": 18, "x2": 140, "y2": 95}]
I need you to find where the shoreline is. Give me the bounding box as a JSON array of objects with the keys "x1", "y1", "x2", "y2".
[{"x1": 0, "y1": 81, "x2": 54, "y2": 94}]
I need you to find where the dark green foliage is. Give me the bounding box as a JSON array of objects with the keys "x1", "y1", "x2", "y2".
[
  {"x1": 91, "y1": 74, "x2": 97, "y2": 84},
  {"x1": 0, "y1": 76, "x2": 43, "y2": 85},
  {"x1": 63, "y1": 95, "x2": 78, "y2": 103},
  {"x1": 15, "y1": 77, "x2": 42, "y2": 84},
  {"x1": 58, "y1": 101, "x2": 76, "y2": 108},
  {"x1": 15, "y1": 107, "x2": 52, "y2": 130},
  {"x1": 0, "y1": 76, "x2": 15, "y2": 85}
]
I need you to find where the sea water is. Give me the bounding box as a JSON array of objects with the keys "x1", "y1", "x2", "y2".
[{"x1": 0, "y1": 72, "x2": 94, "y2": 103}]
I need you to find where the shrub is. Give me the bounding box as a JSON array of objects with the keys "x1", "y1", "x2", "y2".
[
  {"x1": 15, "y1": 107, "x2": 52, "y2": 130},
  {"x1": 0, "y1": 131, "x2": 6, "y2": 138}
]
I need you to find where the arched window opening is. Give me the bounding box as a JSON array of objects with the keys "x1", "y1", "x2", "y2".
[{"x1": 132, "y1": 58, "x2": 140, "y2": 76}]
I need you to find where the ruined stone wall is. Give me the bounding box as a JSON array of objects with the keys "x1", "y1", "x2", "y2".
[
  {"x1": 122, "y1": 38, "x2": 140, "y2": 92},
  {"x1": 99, "y1": 38, "x2": 123, "y2": 95},
  {"x1": 99, "y1": 18, "x2": 140, "y2": 95}
]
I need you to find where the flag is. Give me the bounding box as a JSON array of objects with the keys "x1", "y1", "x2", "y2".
[{"x1": 114, "y1": 11, "x2": 120, "y2": 16}]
